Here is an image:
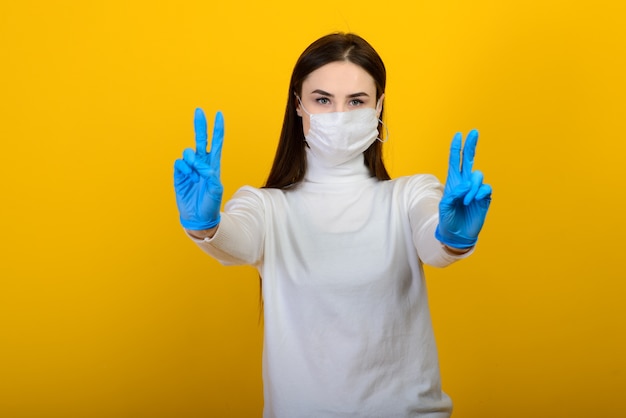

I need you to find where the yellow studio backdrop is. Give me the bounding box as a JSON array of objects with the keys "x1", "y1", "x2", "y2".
[{"x1": 1, "y1": 0, "x2": 624, "y2": 417}]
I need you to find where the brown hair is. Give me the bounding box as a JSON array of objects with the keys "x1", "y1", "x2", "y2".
[{"x1": 263, "y1": 33, "x2": 390, "y2": 189}]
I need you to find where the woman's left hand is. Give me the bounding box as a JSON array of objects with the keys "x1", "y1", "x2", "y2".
[{"x1": 435, "y1": 129, "x2": 492, "y2": 249}]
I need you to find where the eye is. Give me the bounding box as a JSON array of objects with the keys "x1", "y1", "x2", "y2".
[
  {"x1": 349, "y1": 99, "x2": 365, "y2": 106},
  {"x1": 316, "y1": 97, "x2": 331, "y2": 105}
]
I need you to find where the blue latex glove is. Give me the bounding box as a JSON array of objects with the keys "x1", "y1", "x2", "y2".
[
  {"x1": 174, "y1": 108, "x2": 224, "y2": 230},
  {"x1": 435, "y1": 129, "x2": 492, "y2": 249}
]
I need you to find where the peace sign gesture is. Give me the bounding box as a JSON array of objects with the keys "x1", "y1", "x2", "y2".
[
  {"x1": 174, "y1": 108, "x2": 224, "y2": 230},
  {"x1": 435, "y1": 129, "x2": 492, "y2": 249}
]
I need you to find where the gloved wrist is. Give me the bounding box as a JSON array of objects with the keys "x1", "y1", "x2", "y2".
[
  {"x1": 434, "y1": 224, "x2": 477, "y2": 249},
  {"x1": 180, "y1": 214, "x2": 221, "y2": 231}
]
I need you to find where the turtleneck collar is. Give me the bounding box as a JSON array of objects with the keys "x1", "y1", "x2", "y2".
[{"x1": 303, "y1": 148, "x2": 373, "y2": 184}]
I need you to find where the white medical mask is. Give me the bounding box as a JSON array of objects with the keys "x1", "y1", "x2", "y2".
[{"x1": 298, "y1": 98, "x2": 384, "y2": 167}]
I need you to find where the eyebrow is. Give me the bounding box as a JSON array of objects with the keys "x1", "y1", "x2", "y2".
[{"x1": 310, "y1": 89, "x2": 370, "y2": 98}]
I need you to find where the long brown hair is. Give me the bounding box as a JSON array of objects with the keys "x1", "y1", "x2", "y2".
[{"x1": 263, "y1": 33, "x2": 390, "y2": 189}]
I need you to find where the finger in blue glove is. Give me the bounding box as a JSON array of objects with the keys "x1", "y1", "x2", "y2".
[
  {"x1": 435, "y1": 129, "x2": 492, "y2": 249},
  {"x1": 173, "y1": 108, "x2": 225, "y2": 230}
]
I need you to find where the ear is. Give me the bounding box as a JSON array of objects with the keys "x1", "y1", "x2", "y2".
[
  {"x1": 376, "y1": 93, "x2": 385, "y2": 119},
  {"x1": 294, "y1": 92, "x2": 303, "y2": 117}
]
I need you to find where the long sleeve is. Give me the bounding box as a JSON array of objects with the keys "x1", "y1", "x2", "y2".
[
  {"x1": 405, "y1": 174, "x2": 473, "y2": 267},
  {"x1": 182, "y1": 168, "x2": 467, "y2": 416},
  {"x1": 186, "y1": 186, "x2": 266, "y2": 266}
]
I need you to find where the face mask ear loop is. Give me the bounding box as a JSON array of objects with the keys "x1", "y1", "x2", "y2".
[
  {"x1": 375, "y1": 97, "x2": 389, "y2": 143},
  {"x1": 295, "y1": 95, "x2": 312, "y2": 116},
  {"x1": 377, "y1": 119, "x2": 390, "y2": 143},
  {"x1": 295, "y1": 95, "x2": 312, "y2": 145}
]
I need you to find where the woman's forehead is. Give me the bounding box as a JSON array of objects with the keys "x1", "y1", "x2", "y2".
[{"x1": 302, "y1": 61, "x2": 376, "y2": 95}]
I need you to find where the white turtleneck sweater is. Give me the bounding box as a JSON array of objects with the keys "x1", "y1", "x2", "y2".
[{"x1": 188, "y1": 150, "x2": 471, "y2": 417}]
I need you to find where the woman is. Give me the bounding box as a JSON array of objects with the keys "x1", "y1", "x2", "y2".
[{"x1": 174, "y1": 32, "x2": 492, "y2": 418}]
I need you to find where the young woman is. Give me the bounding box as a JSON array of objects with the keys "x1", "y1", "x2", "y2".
[{"x1": 174, "y1": 32, "x2": 492, "y2": 418}]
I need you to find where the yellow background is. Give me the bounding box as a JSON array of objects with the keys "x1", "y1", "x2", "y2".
[{"x1": 1, "y1": 0, "x2": 625, "y2": 417}]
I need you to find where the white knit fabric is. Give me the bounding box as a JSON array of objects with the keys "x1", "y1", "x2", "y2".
[{"x1": 188, "y1": 150, "x2": 472, "y2": 417}]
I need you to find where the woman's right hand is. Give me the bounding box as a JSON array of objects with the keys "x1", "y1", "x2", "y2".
[{"x1": 174, "y1": 108, "x2": 224, "y2": 231}]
